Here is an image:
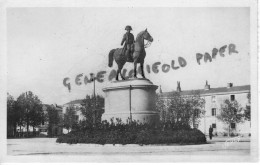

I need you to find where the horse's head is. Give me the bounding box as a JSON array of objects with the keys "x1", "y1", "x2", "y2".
[
  {"x1": 143, "y1": 28, "x2": 153, "y2": 42},
  {"x1": 136, "y1": 29, "x2": 153, "y2": 48}
]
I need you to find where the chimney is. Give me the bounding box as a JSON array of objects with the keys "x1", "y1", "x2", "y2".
[
  {"x1": 227, "y1": 83, "x2": 233, "y2": 88},
  {"x1": 177, "y1": 81, "x2": 181, "y2": 92},
  {"x1": 204, "y1": 80, "x2": 210, "y2": 90}
]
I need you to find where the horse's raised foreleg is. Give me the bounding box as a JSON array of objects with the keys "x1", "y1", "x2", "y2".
[{"x1": 140, "y1": 62, "x2": 146, "y2": 79}]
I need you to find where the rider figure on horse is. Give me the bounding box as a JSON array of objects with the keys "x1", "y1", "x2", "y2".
[{"x1": 121, "y1": 25, "x2": 135, "y2": 61}]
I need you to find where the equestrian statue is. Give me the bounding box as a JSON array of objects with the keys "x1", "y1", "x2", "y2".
[{"x1": 108, "y1": 25, "x2": 153, "y2": 81}]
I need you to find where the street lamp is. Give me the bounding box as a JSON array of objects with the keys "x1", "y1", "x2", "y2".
[
  {"x1": 90, "y1": 73, "x2": 96, "y2": 125},
  {"x1": 90, "y1": 73, "x2": 96, "y2": 99}
]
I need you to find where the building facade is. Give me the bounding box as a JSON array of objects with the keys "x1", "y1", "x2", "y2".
[
  {"x1": 62, "y1": 100, "x2": 84, "y2": 134},
  {"x1": 62, "y1": 100, "x2": 85, "y2": 121},
  {"x1": 160, "y1": 82, "x2": 250, "y2": 136}
]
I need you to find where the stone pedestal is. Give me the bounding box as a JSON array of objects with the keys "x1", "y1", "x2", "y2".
[{"x1": 102, "y1": 78, "x2": 159, "y2": 124}]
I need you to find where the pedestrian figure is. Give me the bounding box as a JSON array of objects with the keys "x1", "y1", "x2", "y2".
[{"x1": 209, "y1": 125, "x2": 213, "y2": 140}]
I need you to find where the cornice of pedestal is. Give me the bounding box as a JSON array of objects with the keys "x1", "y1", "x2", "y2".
[{"x1": 103, "y1": 78, "x2": 158, "y2": 92}]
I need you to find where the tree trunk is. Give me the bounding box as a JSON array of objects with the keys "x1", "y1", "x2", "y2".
[
  {"x1": 19, "y1": 125, "x2": 22, "y2": 138},
  {"x1": 228, "y1": 124, "x2": 231, "y2": 137},
  {"x1": 48, "y1": 124, "x2": 52, "y2": 137},
  {"x1": 13, "y1": 123, "x2": 16, "y2": 137},
  {"x1": 27, "y1": 119, "x2": 29, "y2": 137}
]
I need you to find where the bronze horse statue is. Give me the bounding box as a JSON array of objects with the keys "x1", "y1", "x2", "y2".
[{"x1": 108, "y1": 29, "x2": 153, "y2": 80}]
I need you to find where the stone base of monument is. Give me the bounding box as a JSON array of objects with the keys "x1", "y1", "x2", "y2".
[{"x1": 102, "y1": 78, "x2": 159, "y2": 124}]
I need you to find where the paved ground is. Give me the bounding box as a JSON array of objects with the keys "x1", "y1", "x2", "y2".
[{"x1": 7, "y1": 136, "x2": 250, "y2": 157}]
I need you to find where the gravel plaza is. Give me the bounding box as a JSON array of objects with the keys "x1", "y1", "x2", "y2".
[{"x1": 5, "y1": 136, "x2": 253, "y2": 162}]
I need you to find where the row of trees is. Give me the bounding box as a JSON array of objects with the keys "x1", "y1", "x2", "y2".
[
  {"x1": 7, "y1": 91, "x2": 44, "y2": 137},
  {"x1": 7, "y1": 90, "x2": 105, "y2": 137}
]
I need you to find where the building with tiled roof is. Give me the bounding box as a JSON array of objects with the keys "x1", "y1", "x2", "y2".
[
  {"x1": 159, "y1": 81, "x2": 250, "y2": 136},
  {"x1": 161, "y1": 84, "x2": 250, "y2": 97},
  {"x1": 63, "y1": 99, "x2": 84, "y2": 106}
]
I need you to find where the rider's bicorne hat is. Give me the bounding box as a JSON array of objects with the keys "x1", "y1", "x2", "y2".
[{"x1": 125, "y1": 25, "x2": 132, "y2": 31}]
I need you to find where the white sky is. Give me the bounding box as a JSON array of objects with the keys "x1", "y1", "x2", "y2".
[{"x1": 7, "y1": 7, "x2": 250, "y2": 105}]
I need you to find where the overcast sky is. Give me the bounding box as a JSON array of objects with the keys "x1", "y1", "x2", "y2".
[{"x1": 7, "y1": 7, "x2": 250, "y2": 105}]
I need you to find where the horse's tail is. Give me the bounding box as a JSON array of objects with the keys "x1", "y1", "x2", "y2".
[{"x1": 108, "y1": 49, "x2": 116, "y2": 67}]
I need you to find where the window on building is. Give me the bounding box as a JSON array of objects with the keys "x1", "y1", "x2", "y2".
[
  {"x1": 231, "y1": 95, "x2": 235, "y2": 101},
  {"x1": 211, "y1": 96, "x2": 216, "y2": 103},
  {"x1": 212, "y1": 123, "x2": 216, "y2": 128},
  {"x1": 231, "y1": 123, "x2": 236, "y2": 129},
  {"x1": 212, "y1": 108, "x2": 216, "y2": 116}
]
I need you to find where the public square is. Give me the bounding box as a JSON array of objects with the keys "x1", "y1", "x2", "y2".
[
  {"x1": 4, "y1": 3, "x2": 258, "y2": 163},
  {"x1": 7, "y1": 137, "x2": 250, "y2": 156}
]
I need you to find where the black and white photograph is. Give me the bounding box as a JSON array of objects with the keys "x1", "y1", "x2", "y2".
[{"x1": 0, "y1": 0, "x2": 258, "y2": 163}]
